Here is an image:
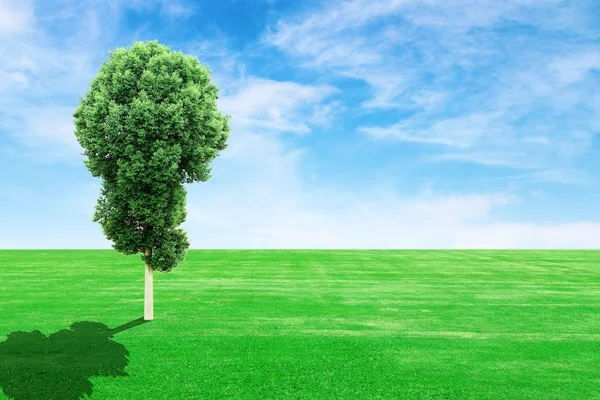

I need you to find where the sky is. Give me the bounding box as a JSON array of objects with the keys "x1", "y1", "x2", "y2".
[{"x1": 0, "y1": 0, "x2": 599, "y2": 249}]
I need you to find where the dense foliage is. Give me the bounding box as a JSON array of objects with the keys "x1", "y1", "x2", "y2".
[{"x1": 73, "y1": 40, "x2": 230, "y2": 271}]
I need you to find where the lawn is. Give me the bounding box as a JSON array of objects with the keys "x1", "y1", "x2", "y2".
[{"x1": 0, "y1": 250, "x2": 599, "y2": 399}]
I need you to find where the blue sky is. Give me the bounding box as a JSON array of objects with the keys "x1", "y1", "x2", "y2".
[{"x1": 1, "y1": 0, "x2": 599, "y2": 249}]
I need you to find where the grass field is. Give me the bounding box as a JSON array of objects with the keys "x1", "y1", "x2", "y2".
[{"x1": 0, "y1": 250, "x2": 599, "y2": 399}]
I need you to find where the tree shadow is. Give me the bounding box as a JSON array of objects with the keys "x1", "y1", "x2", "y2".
[{"x1": 0, "y1": 318, "x2": 148, "y2": 400}]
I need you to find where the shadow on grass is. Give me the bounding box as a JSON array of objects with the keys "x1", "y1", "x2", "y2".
[{"x1": 0, "y1": 318, "x2": 148, "y2": 400}]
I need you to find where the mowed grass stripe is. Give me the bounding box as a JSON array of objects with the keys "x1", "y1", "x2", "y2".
[{"x1": 0, "y1": 250, "x2": 599, "y2": 399}]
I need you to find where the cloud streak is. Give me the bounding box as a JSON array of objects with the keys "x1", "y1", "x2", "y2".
[
  {"x1": 218, "y1": 77, "x2": 340, "y2": 134},
  {"x1": 264, "y1": 0, "x2": 600, "y2": 183}
]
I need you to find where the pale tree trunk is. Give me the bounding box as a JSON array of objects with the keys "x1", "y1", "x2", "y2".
[{"x1": 144, "y1": 248, "x2": 154, "y2": 321}]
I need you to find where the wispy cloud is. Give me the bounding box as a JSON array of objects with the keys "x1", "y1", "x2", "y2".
[
  {"x1": 0, "y1": 0, "x2": 34, "y2": 37},
  {"x1": 0, "y1": 0, "x2": 203, "y2": 164},
  {"x1": 359, "y1": 47, "x2": 598, "y2": 171},
  {"x1": 218, "y1": 77, "x2": 340, "y2": 134},
  {"x1": 157, "y1": 0, "x2": 198, "y2": 17},
  {"x1": 359, "y1": 112, "x2": 504, "y2": 149},
  {"x1": 2, "y1": 105, "x2": 83, "y2": 161},
  {"x1": 264, "y1": 0, "x2": 600, "y2": 183},
  {"x1": 108, "y1": 0, "x2": 199, "y2": 17}
]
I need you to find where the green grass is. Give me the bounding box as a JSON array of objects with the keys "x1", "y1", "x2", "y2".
[{"x1": 1, "y1": 250, "x2": 599, "y2": 399}]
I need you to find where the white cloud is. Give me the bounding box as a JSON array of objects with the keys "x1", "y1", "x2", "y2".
[
  {"x1": 264, "y1": 0, "x2": 599, "y2": 182},
  {"x1": 309, "y1": 100, "x2": 345, "y2": 127},
  {"x1": 450, "y1": 222, "x2": 600, "y2": 249},
  {"x1": 108, "y1": 0, "x2": 199, "y2": 17},
  {"x1": 411, "y1": 90, "x2": 447, "y2": 111},
  {"x1": 9, "y1": 56, "x2": 35, "y2": 71},
  {"x1": 358, "y1": 46, "x2": 599, "y2": 172},
  {"x1": 2, "y1": 105, "x2": 81, "y2": 162},
  {"x1": 549, "y1": 51, "x2": 600, "y2": 86},
  {"x1": 265, "y1": 1, "x2": 410, "y2": 109},
  {"x1": 400, "y1": 0, "x2": 563, "y2": 31},
  {"x1": 184, "y1": 146, "x2": 600, "y2": 249},
  {"x1": 264, "y1": 0, "x2": 566, "y2": 97},
  {"x1": 505, "y1": 168, "x2": 595, "y2": 186},
  {"x1": 7, "y1": 71, "x2": 28, "y2": 86},
  {"x1": 158, "y1": 0, "x2": 198, "y2": 17},
  {"x1": 218, "y1": 77, "x2": 340, "y2": 134},
  {"x1": 0, "y1": 0, "x2": 34, "y2": 37},
  {"x1": 359, "y1": 111, "x2": 505, "y2": 149},
  {"x1": 24, "y1": 106, "x2": 79, "y2": 148}
]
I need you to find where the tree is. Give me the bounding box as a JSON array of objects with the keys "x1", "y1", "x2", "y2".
[{"x1": 73, "y1": 40, "x2": 230, "y2": 320}]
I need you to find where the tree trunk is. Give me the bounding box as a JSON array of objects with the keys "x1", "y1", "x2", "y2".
[{"x1": 144, "y1": 248, "x2": 154, "y2": 321}]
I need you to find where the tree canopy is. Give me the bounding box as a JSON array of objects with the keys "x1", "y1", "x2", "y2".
[{"x1": 73, "y1": 40, "x2": 230, "y2": 272}]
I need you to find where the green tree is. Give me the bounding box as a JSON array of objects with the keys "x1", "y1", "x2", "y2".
[{"x1": 73, "y1": 40, "x2": 230, "y2": 320}]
